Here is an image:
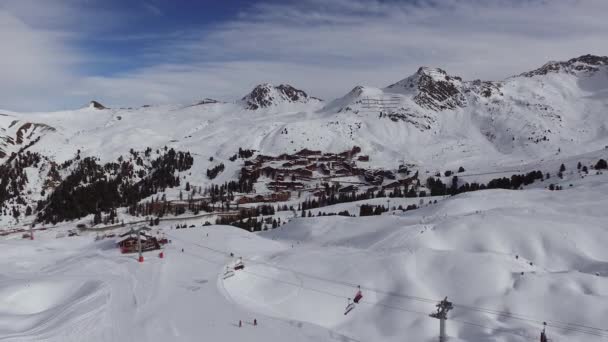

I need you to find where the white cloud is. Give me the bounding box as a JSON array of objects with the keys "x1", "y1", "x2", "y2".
[
  {"x1": 1, "y1": 0, "x2": 608, "y2": 111},
  {"x1": 0, "y1": 8, "x2": 81, "y2": 111}
]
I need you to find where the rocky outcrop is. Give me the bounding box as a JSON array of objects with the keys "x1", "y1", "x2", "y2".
[
  {"x1": 89, "y1": 101, "x2": 107, "y2": 110},
  {"x1": 519, "y1": 54, "x2": 608, "y2": 77},
  {"x1": 242, "y1": 84, "x2": 312, "y2": 110},
  {"x1": 387, "y1": 67, "x2": 466, "y2": 111}
]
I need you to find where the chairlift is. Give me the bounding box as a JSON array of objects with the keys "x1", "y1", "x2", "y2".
[
  {"x1": 353, "y1": 285, "x2": 363, "y2": 303},
  {"x1": 233, "y1": 257, "x2": 245, "y2": 271}
]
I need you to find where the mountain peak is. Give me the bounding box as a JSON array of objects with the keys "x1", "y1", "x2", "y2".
[
  {"x1": 385, "y1": 67, "x2": 465, "y2": 111},
  {"x1": 242, "y1": 83, "x2": 313, "y2": 110},
  {"x1": 89, "y1": 100, "x2": 107, "y2": 110},
  {"x1": 519, "y1": 54, "x2": 608, "y2": 77}
]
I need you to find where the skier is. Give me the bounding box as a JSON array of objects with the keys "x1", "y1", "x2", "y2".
[
  {"x1": 239, "y1": 320, "x2": 242, "y2": 328},
  {"x1": 253, "y1": 319, "x2": 257, "y2": 326},
  {"x1": 181, "y1": 248, "x2": 184, "y2": 252},
  {"x1": 540, "y1": 323, "x2": 548, "y2": 342}
]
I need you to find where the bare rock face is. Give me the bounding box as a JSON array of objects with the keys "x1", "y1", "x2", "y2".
[
  {"x1": 196, "y1": 98, "x2": 219, "y2": 105},
  {"x1": 412, "y1": 67, "x2": 466, "y2": 111},
  {"x1": 464, "y1": 80, "x2": 503, "y2": 99},
  {"x1": 519, "y1": 54, "x2": 608, "y2": 77},
  {"x1": 386, "y1": 67, "x2": 467, "y2": 111},
  {"x1": 242, "y1": 84, "x2": 310, "y2": 110},
  {"x1": 89, "y1": 101, "x2": 107, "y2": 110}
]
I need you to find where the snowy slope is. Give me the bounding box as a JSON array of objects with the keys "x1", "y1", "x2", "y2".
[
  {"x1": 1, "y1": 181, "x2": 608, "y2": 341},
  {"x1": 0, "y1": 226, "x2": 351, "y2": 342},
  {"x1": 224, "y1": 182, "x2": 608, "y2": 342}
]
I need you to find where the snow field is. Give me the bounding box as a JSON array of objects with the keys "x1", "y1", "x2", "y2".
[{"x1": 1, "y1": 180, "x2": 608, "y2": 341}]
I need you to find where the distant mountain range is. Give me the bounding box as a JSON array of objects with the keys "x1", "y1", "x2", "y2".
[{"x1": 1, "y1": 54, "x2": 607, "y2": 226}]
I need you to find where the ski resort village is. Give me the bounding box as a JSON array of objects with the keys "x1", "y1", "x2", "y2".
[{"x1": 1, "y1": 1, "x2": 608, "y2": 342}]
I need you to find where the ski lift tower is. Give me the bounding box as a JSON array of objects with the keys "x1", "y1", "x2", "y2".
[
  {"x1": 429, "y1": 297, "x2": 453, "y2": 342},
  {"x1": 126, "y1": 225, "x2": 151, "y2": 263}
]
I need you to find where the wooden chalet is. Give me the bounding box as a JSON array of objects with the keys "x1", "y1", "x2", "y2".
[
  {"x1": 268, "y1": 181, "x2": 305, "y2": 190},
  {"x1": 277, "y1": 153, "x2": 299, "y2": 161},
  {"x1": 117, "y1": 227, "x2": 161, "y2": 254},
  {"x1": 364, "y1": 170, "x2": 384, "y2": 185},
  {"x1": 383, "y1": 181, "x2": 404, "y2": 189},
  {"x1": 319, "y1": 163, "x2": 331, "y2": 175},
  {"x1": 338, "y1": 185, "x2": 358, "y2": 193},
  {"x1": 292, "y1": 168, "x2": 313, "y2": 178},
  {"x1": 237, "y1": 191, "x2": 290, "y2": 204},
  {"x1": 238, "y1": 194, "x2": 266, "y2": 204},
  {"x1": 383, "y1": 176, "x2": 416, "y2": 190},
  {"x1": 255, "y1": 155, "x2": 275, "y2": 163},
  {"x1": 335, "y1": 168, "x2": 351, "y2": 175},
  {"x1": 295, "y1": 148, "x2": 322, "y2": 157},
  {"x1": 269, "y1": 191, "x2": 291, "y2": 201}
]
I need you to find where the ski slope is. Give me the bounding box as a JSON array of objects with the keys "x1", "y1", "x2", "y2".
[
  {"x1": 0, "y1": 227, "x2": 353, "y2": 342},
  {"x1": 2, "y1": 180, "x2": 608, "y2": 342}
]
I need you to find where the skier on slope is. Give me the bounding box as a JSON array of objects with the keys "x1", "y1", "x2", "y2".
[{"x1": 540, "y1": 323, "x2": 548, "y2": 342}]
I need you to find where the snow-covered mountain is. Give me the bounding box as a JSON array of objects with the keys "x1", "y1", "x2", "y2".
[
  {"x1": 0, "y1": 54, "x2": 607, "y2": 227},
  {"x1": 3, "y1": 54, "x2": 608, "y2": 164},
  {"x1": 241, "y1": 83, "x2": 322, "y2": 110},
  {"x1": 324, "y1": 54, "x2": 608, "y2": 160}
]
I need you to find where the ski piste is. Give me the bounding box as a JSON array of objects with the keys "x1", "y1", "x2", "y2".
[{"x1": 2, "y1": 182, "x2": 608, "y2": 341}]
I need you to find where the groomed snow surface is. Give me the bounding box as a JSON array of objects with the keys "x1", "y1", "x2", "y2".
[{"x1": 2, "y1": 183, "x2": 608, "y2": 342}]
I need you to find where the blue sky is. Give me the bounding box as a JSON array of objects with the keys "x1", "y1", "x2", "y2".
[
  {"x1": 0, "y1": 0, "x2": 607, "y2": 111},
  {"x1": 72, "y1": 1, "x2": 263, "y2": 75}
]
